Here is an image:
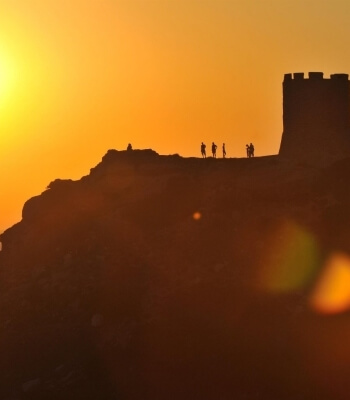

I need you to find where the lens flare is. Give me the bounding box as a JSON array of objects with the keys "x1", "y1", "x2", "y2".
[
  {"x1": 193, "y1": 212, "x2": 202, "y2": 220},
  {"x1": 259, "y1": 221, "x2": 320, "y2": 293},
  {"x1": 310, "y1": 253, "x2": 350, "y2": 315}
]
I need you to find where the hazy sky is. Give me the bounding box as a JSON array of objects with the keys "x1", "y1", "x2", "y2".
[{"x1": 1, "y1": 0, "x2": 350, "y2": 231}]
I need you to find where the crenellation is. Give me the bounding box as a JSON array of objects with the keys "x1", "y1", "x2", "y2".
[
  {"x1": 283, "y1": 72, "x2": 349, "y2": 81},
  {"x1": 293, "y1": 72, "x2": 304, "y2": 80},
  {"x1": 330, "y1": 73, "x2": 349, "y2": 81},
  {"x1": 308, "y1": 72, "x2": 324, "y2": 79}
]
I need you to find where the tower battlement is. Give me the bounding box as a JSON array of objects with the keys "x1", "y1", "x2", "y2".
[
  {"x1": 283, "y1": 72, "x2": 349, "y2": 81},
  {"x1": 279, "y1": 71, "x2": 350, "y2": 163}
]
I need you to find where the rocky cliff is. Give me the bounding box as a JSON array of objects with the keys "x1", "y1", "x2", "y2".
[{"x1": 1, "y1": 150, "x2": 350, "y2": 399}]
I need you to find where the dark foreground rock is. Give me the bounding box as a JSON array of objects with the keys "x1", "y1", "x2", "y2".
[{"x1": 1, "y1": 150, "x2": 350, "y2": 399}]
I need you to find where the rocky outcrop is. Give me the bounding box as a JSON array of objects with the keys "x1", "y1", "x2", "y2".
[{"x1": 1, "y1": 149, "x2": 350, "y2": 399}]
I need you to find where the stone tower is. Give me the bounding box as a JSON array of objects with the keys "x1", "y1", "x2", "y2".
[{"x1": 279, "y1": 72, "x2": 350, "y2": 164}]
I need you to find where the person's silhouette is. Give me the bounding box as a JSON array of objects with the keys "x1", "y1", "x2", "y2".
[
  {"x1": 249, "y1": 143, "x2": 255, "y2": 157},
  {"x1": 246, "y1": 144, "x2": 250, "y2": 158},
  {"x1": 222, "y1": 143, "x2": 226, "y2": 158},
  {"x1": 212, "y1": 142, "x2": 217, "y2": 158},
  {"x1": 201, "y1": 142, "x2": 206, "y2": 158},
  {"x1": 127, "y1": 143, "x2": 133, "y2": 151}
]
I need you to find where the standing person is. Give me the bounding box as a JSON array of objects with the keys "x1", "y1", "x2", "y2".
[
  {"x1": 222, "y1": 143, "x2": 226, "y2": 158},
  {"x1": 246, "y1": 144, "x2": 250, "y2": 158},
  {"x1": 249, "y1": 143, "x2": 255, "y2": 157},
  {"x1": 201, "y1": 142, "x2": 206, "y2": 158},
  {"x1": 212, "y1": 142, "x2": 217, "y2": 158}
]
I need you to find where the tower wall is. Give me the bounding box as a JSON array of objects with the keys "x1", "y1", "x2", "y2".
[{"x1": 279, "y1": 72, "x2": 350, "y2": 163}]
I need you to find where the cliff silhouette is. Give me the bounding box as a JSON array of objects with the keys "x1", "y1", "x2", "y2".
[{"x1": 2, "y1": 149, "x2": 350, "y2": 399}]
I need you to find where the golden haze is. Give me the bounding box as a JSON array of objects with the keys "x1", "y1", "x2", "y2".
[{"x1": 1, "y1": 0, "x2": 350, "y2": 231}]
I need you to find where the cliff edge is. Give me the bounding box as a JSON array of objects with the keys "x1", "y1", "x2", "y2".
[{"x1": 1, "y1": 149, "x2": 350, "y2": 399}]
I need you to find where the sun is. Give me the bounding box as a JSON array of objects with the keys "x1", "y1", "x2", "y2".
[
  {"x1": 0, "y1": 65, "x2": 7, "y2": 91},
  {"x1": 0, "y1": 54, "x2": 14, "y2": 105}
]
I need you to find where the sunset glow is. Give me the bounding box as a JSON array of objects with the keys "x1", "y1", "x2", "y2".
[{"x1": 2, "y1": 0, "x2": 350, "y2": 231}]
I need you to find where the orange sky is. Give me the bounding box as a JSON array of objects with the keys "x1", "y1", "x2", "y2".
[{"x1": 1, "y1": 0, "x2": 350, "y2": 232}]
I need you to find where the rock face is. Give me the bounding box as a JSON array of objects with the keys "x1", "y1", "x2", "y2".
[
  {"x1": 279, "y1": 72, "x2": 350, "y2": 165},
  {"x1": 1, "y1": 149, "x2": 350, "y2": 399}
]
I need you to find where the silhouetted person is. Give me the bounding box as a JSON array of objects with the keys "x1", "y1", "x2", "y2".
[
  {"x1": 246, "y1": 144, "x2": 250, "y2": 158},
  {"x1": 201, "y1": 142, "x2": 206, "y2": 158},
  {"x1": 212, "y1": 142, "x2": 217, "y2": 158},
  {"x1": 222, "y1": 143, "x2": 226, "y2": 158},
  {"x1": 249, "y1": 143, "x2": 254, "y2": 157},
  {"x1": 127, "y1": 143, "x2": 133, "y2": 151}
]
